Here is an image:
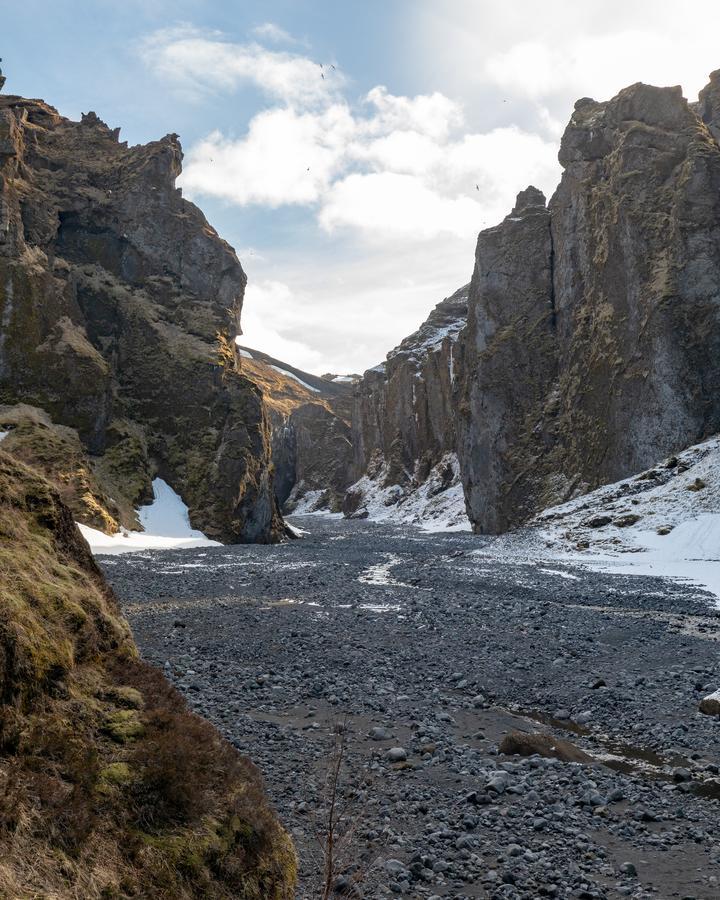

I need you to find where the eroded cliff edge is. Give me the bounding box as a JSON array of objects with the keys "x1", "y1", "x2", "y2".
[
  {"x1": 457, "y1": 76, "x2": 720, "y2": 533},
  {"x1": 0, "y1": 93, "x2": 284, "y2": 543}
]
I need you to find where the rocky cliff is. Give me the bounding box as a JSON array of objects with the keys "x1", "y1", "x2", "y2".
[
  {"x1": 0, "y1": 452, "x2": 296, "y2": 897},
  {"x1": 0, "y1": 90, "x2": 284, "y2": 543},
  {"x1": 236, "y1": 346, "x2": 354, "y2": 512},
  {"x1": 344, "y1": 285, "x2": 470, "y2": 529},
  {"x1": 458, "y1": 77, "x2": 720, "y2": 532}
]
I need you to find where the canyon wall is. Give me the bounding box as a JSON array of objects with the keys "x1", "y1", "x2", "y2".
[
  {"x1": 236, "y1": 346, "x2": 355, "y2": 513},
  {"x1": 458, "y1": 75, "x2": 720, "y2": 532},
  {"x1": 0, "y1": 91, "x2": 284, "y2": 542},
  {"x1": 344, "y1": 286, "x2": 469, "y2": 529}
]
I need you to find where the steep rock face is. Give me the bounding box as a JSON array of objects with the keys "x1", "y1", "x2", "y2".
[
  {"x1": 345, "y1": 286, "x2": 469, "y2": 527},
  {"x1": 698, "y1": 68, "x2": 720, "y2": 143},
  {"x1": 0, "y1": 93, "x2": 283, "y2": 542},
  {"x1": 236, "y1": 347, "x2": 354, "y2": 512},
  {"x1": 0, "y1": 452, "x2": 296, "y2": 897},
  {"x1": 458, "y1": 79, "x2": 720, "y2": 533},
  {"x1": 455, "y1": 188, "x2": 555, "y2": 532}
]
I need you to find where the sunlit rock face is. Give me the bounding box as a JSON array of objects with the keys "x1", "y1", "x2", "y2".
[
  {"x1": 457, "y1": 78, "x2": 720, "y2": 533},
  {"x1": 345, "y1": 285, "x2": 469, "y2": 524},
  {"x1": 0, "y1": 93, "x2": 284, "y2": 542},
  {"x1": 233, "y1": 346, "x2": 355, "y2": 514}
]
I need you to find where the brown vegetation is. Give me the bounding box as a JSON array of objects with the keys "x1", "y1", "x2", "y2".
[{"x1": 499, "y1": 730, "x2": 591, "y2": 763}]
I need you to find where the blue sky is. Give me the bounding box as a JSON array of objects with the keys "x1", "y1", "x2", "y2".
[{"x1": 4, "y1": 1, "x2": 720, "y2": 372}]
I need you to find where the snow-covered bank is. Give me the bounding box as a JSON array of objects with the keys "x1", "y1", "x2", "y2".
[
  {"x1": 79, "y1": 478, "x2": 220, "y2": 555},
  {"x1": 510, "y1": 435, "x2": 720, "y2": 602},
  {"x1": 344, "y1": 452, "x2": 471, "y2": 533},
  {"x1": 285, "y1": 486, "x2": 343, "y2": 518}
]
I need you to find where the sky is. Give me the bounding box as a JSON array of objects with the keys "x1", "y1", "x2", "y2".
[{"x1": 4, "y1": 1, "x2": 720, "y2": 374}]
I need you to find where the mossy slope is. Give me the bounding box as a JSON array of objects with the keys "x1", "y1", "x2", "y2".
[{"x1": 0, "y1": 452, "x2": 296, "y2": 898}]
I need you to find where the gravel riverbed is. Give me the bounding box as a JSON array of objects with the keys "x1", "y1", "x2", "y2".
[{"x1": 101, "y1": 517, "x2": 720, "y2": 899}]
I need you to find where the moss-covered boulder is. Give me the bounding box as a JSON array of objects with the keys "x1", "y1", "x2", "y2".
[{"x1": 0, "y1": 403, "x2": 126, "y2": 533}]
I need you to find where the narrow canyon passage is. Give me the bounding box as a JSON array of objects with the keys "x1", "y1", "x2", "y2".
[{"x1": 103, "y1": 519, "x2": 720, "y2": 900}]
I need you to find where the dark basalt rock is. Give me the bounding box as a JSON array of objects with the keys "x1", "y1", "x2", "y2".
[
  {"x1": 457, "y1": 76, "x2": 720, "y2": 533},
  {"x1": 0, "y1": 92, "x2": 284, "y2": 542},
  {"x1": 347, "y1": 284, "x2": 469, "y2": 508},
  {"x1": 234, "y1": 346, "x2": 354, "y2": 513}
]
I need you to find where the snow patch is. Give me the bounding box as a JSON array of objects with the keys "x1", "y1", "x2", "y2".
[
  {"x1": 332, "y1": 375, "x2": 355, "y2": 383},
  {"x1": 270, "y1": 365, "x2": 320, "y2": 392},
  {"x1": 508, "y1": 434, "x2": 720, "y2": 603},
  {"x1": 286, "y1": 522, "x2": 310, "y2": 537},
  {"x1": 345, "y1": 452, "x2": 471, "y2": 533},
  {"x1": 0, "y1": 430, "x2": 9, "y2": 443},
  {"x1": 359, "y1": 554, "x2": 408, "y2": 587},
  {"x1": 538, "y1": 568, "x2": 581, "y2": 581},
  {"x1": 79, "y1": 478, "x2": 220, "y2": 555},
  {"x1": 285, "y1": 485, "x2": 342, "y2": 518},
  {"x1": 237, "y1": 348, "x2": 254, "y2": 359}
]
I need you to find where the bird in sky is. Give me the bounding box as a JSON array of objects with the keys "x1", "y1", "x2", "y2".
[{"x1": 476, "y1": 184, "x2": 479, "y2": 191}]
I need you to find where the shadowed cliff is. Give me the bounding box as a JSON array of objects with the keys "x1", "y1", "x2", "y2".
[{"x1": 0, "y1": 91, "x2": 284, "y2": 543}]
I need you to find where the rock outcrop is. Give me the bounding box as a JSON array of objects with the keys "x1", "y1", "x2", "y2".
[
  {"x1": 344, "y1": 286, "x2": 469, "y2": 529},
  {"x1": 0, "y1": 452, "x2": 296, "y2": 897},
  {"x1": 457, "y1": 78, "x2": 720, "y2": 533},
  {"x1": 0, "y1": 91, "x2": 284, "y2": 542},
  {"x1": 236, "y1": 346, "x2": 354, "y2": 512}
]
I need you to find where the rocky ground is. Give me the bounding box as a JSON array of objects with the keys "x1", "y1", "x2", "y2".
[{"x1": 101, "y1": 517, "x2": 720, "y2": 900}]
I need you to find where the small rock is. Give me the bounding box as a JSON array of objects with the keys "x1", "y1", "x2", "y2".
[
  {"x1": 699, "y1": 690, "x2": 720, "y2": 716},
  {"x1": 385, "y1": 747, "x2": 407, "y2": 763}
]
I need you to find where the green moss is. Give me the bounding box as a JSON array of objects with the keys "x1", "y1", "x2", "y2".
[
  {"x1": 0, "y1": 412, "x2": 120, "y2": 533},
  {"x1": 103, "y1": 710, "x2": 144, "y2": 744},
  {"x1": 92, "y1": 419, "x2": 153, "y2": 529},
  {"x1": 102, "y1": 685, "x2": 144, "y2": 709},
  {"x1": 98, "y1": 762, "x2": 133, "y2": 789}
]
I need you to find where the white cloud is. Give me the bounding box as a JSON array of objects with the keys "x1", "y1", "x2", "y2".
[
  {"x1": 140, "y1": 26, "x2": 343, "y2": 106},
  {"x1": 411, "y1": 2, "x2": 720, "y2": 124},
  {"x1": 134, "y1": 9, "x2": 720, "y2": 374},
  {"x1": 239, "y1": 232, "x2": 478, "y2": 375},
  {"x1": 239, "y1": 280, "x2": 327, "y2": 372},
  {"x1": 143, "y1": 24, "x2": 563, "y2": 371},
  {"x1": 182, "y1": 105, "x2": 355, "y2": 206},
  {"x1": 251, "y1": 22, "x2": 296, "y2": 45},
  {"x1": 363, "y1": 86, "x2": 464, "y2": 139},
  {"x1": 483, "y1": 31, "x2": 689, "y2": 103},
  {"x1": 319, "y1": 172, "x2": 483, "y2": 239},
  {"x1": 179, "y1": 89, "x2": 559, "y2": 239}
]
